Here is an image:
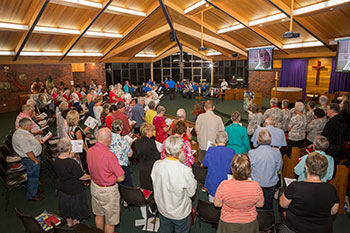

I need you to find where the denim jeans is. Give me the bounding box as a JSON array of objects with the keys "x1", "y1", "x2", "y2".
[
  {"x1": 21, "y1": 157, "x2": 41, "y2": 199},
  {"x1": 159, "y1": 213, "x2": 190, "y2": 233}
]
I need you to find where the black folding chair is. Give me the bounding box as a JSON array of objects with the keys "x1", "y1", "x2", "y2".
[
  {"x1": 192, "y1": 199, "x2": 221, "y2": 232},
  {"x1": 119, "y1": 184, "x2": 157, "y2": 232},
  {"x1": 257, "y1": 209, "x2": 276, "y2": 233},
  {"x1": 14, "y1": 208, "x2": 51, "y2": 233}
]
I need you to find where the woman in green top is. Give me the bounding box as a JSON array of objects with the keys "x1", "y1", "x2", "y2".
[{"x1": 225, "y1": 111, "x2": 251, "y2": 154}]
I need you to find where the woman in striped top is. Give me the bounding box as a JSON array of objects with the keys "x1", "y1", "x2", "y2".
[{"x1": 214, "y1": 154, "x2": 264, "y2": 233}]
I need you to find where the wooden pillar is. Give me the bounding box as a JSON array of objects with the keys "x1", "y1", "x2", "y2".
[
  {"x1": 151, "y1": 63, "x2": 154, "y2": 81},
  {"x1": 210, "y1": 62, "x2": 214, "y2": 86}
]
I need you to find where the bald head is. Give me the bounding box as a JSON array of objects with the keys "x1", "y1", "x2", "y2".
[{"x1": 96, "y1": 128, "x2": 112, "y2": 146}]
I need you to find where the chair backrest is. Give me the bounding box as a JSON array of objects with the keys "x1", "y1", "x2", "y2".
[
  {"x1": 4, "y1": 139, "x2": 14, "y2": 153},
  {"x1": 196, "y1": 199, "x2": 221, "y2": 224},
  {"x1": 119, "y1": 184, "x2": 146, "y2": 207},
  {"x1": 192, "y1": 165, "x2": 207, "y2": 184},
  {"x1": 6, "y1": 134, "x2": 12, "y2": 143},
  {"x1": 14, "y1": 208, "x2": 46, "y2": 233},
  {"x1": 0, "y1": 145, "x2": 10, "y2": 158},
  {"x1": 257, "y1": 209, "x2": 275, "y2": 231}
]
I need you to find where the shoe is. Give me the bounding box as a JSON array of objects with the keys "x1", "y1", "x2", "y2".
[
  {"x1": 28, "y1": 197, "x2": 45, "y2": 202},
  {"x1": 37, "y1": 189, "x2": 45, "y2": 194}
]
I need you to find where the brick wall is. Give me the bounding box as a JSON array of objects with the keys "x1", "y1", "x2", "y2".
[
  {"x1": 0, "y1": 63, "x2": 105, "y2": 113},
  {"x1": 248, "y1": 69, "x2": 281, "y2": 98}
]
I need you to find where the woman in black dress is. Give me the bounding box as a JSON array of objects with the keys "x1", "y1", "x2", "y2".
[
  {"x1": 133, "y1": 122, "x2": 160, "y2": 191},
  {"x1": 280, "y1": 152, "x2": 339, "y2": 233},
  {"x1": 54, "y1": 138, "x2": 91, "y2": 227},
  {"x1": 66, "y1": 110, "x2": 90, "y2": 171}
]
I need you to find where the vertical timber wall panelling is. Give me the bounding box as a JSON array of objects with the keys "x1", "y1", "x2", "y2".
[
  {"x1": 0, "y1": 63, "x2": 105, "y2": 113},
  {"x1": 306, "y1": 58, "x2": 332, "y2": 95},
  {"x1": 72, "y1": 63, "x2": 106, "y2": 89}
]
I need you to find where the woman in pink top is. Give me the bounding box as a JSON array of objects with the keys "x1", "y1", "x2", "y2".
[
  {"x1": 214, "y1": 154, "x2": 264, "y2": 233},
  {"x1": 153, "y1": 105, "x2": 169, "y2": 143},
  {"x1": 161, "y1": 120, "x2": 194, "y2": 167}
]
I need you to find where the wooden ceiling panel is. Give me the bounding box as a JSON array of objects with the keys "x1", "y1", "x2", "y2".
[
  {"x1": 23, "y1": 34, "x2": 73, "y2": 51},
  {"x1": 224, "y1": 28, "x2": 270, "y2": 48},
  {"x1": 89, "y1": 14, "x2": 139, "y2": 34},
  {"x1": 168, "y1": 0, "x2": 199, "y2": 10},
  {"x1": 191, "y1": 7, "x2": 237, "y2": 30},
  {"x1": 0, "y1": 31, "x2": 23, "y2": 50},
  {"x1": 295, "y1": 6, "x2": 350, "y2": 39},
  {"x1": 38, "y1": 3, "x2": 95, "y2": 29},
  {"x1": 280, "y1": 0, "x2": 326, "y2": 8},
  {"x1": 220, "y1": 0, "x2": 280, "y2": 21},
  {"x1": 71, "y1": 38, "x2": 115, "y2": 52},
  {"x1": 141, "y1": 33, "x2": 173, "y2": 54},
  {"x1": 0, "y1": 0, "x2": 41, "y2": 24},
  {"x1": 110, "y1": 0, "x2": 156, "y2": 11}
]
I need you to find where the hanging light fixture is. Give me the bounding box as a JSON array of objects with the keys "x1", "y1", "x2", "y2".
[{"x1": 198, "y1": 11, "x2": 207, "y2": 51}]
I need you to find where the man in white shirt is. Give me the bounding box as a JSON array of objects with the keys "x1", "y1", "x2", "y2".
[
  {"x1": 220, "y1": 79, "x2": 228, "y2": 100},
  {"x1": 12, "y1": 118, "x2": 43, "y2": 201},
  {"x1": 151, "y1": 136, "x2": 197, "y2": 233},
  {"x1": 195, "y1": 100, "x2": 225, "y2": 162}
]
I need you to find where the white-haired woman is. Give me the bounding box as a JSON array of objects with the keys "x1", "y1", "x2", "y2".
[
  {"x1": 247, "y1": 103, "x2": 263, "y2": 137},
  {"x1": 124, "y1": 93, "x2": 133, "y2": 120},
  {"x1": 54, "y1": 138, "x2": 90, "y2": 227},
  {"x1": 288, "y1": 102, "x2": 307, "y2": 149}
]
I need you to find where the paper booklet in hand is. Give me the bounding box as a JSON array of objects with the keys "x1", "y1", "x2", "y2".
[
  {"x1": 155, "y1": 141, "x2": 163, "y2": 152},
  {"x1": 84, "y1": 116, "x2": 98, "y2": 129},
  {"x1": 38, "y1": 112, "x2": 48, "y2": 119},
  {"x1": 40, "y1": 131, "x2": 53, "y2": 144},
  {"x1": 71, "y1": 140, "x2": 84, "y2": 153}
]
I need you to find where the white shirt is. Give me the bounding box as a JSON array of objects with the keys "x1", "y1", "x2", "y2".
[
  {"x1": 12, "y1": 128, "x2": 42, "y2": 158},
  {"x1": 71, "y1": 92, "x2": 80, "y2": 103},
  {"x1": 220, "y1": 81, "x2": 228, "y2": 90},
  {"x1": 93, "y1": 105, "x2": 103, "y2": 126},
  {"x1": 151, "y1": 158, "x2": 197, "y2": 220}
]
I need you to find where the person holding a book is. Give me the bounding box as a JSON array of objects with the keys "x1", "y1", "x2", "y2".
[{"x1": 54, "y1": 138, "x2": 91, "y2": 227}]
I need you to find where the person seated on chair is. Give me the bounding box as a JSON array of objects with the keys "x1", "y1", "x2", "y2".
[
  {"x1": 294, "y1": 136, "x2": 334, "y2": 182},
  {"x1": 280, "y1": 152, "x2": 339, "y2": 233},
  {"x1": 151, "y1": 136, "x2": 197, "y2": 233},
  {"x1": 214, "y1": 154, "x2": 264, "y2": 233},
  {"x1": 202, "y1": 131, "x2": 235, "y2": 202},
  {"x1": 248, "y1": 129, "x2": 282, "y2": 209}
]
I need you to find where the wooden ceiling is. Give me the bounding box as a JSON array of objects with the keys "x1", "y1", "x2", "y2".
[{"x1": 0, "y1": 0, "x2": 349, "y2": 64}]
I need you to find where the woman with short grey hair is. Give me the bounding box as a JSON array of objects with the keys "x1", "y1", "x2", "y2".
[
  {"x1": 288, "y1": 102, "x2": 307, "y2": 150},
  {"x1": 247, "y1": 103, "x2": 264, "y2": 136},
  {"x1": 226, "y1": 111, "x2": 250, "y2": 154},
  {"x1": 202, "y1": 131, "x2": 236, "y2": 202},
  {"x1": 110, "y1": 120, "x2": 133, "y2": 187},
  {"x1": 54, "y1": 138, "x2": 91, "y2": 228},
  {"x1": 153, "y1": 105, "x2": 169, "y2": 143}
]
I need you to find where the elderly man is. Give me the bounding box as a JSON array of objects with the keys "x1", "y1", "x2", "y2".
[
  {"x1": 248, "y1": 129, "x2": 282, "y2": 209},
  {"x1": 195, "y1": 100, "x2": 225, "y2": 162},
  {"x1": 87, "y1": 128, "x2": 125, "y2": 233},
  {"x1": 151, "y1": 136, "x2": 197, "y2": 233},
  {"x1": 132, "y1": 97, "x2": 145, "y2": 134},
  {"x1": 264, "y1": 97, "x2": 283, "y2": 129},
  {"x1": 173, "y1": 108, "x2": 192, "y2": 141},
  {"x1": 322, "y1": 103, "x2": 347, "y2": 165},
  {"x1": 295, "y1": 136, "x2": 334, "y2": 182},
  {"x1": 251, "y1": 117, "x2": 286, "y2": 149},
  {"x1": 15, "y1": 104, "x2": 42, "y2": 138},
  {"x1": 111, "y1": 101, "x2": 133, "y2": 136},
  {"x1": 12, "y1": 118, "x2": 43, "y2": 201}
]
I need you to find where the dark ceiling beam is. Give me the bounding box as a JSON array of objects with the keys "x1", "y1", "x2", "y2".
[
  {"x1": 100, "y1": 5, "x2": 160, "y2": 60},
  {"x1": 205, "y1": 0, "x2": 289, "y2": 54},
  {"x1": 60, "y1": 0, "x2": 114, "y2": 61},
  {"x1": 265, "y1": 0, "x2": 335, "y2": 52},
  {"x1": 14, "y1": 0, "x2": 51, "y2": 61},
  {"x1": 158, "y1": 0, "x2": 183, "y2": 61}
]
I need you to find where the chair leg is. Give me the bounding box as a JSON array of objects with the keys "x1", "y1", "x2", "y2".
[
  {"x1": 145, "y1": 215, "x2": 148, "y2": 232},
  {"x1": 4, "y1": 189, "x2": 9, "y2": 211}
]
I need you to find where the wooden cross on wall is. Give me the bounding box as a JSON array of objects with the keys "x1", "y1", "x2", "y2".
[{"x1": 312, "y1": 61, "x2": 325, "y2": 85}]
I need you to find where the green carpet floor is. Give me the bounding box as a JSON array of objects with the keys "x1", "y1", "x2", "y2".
[{"x1": 0, "y1": 97, "x2": 349, "y2": 233}]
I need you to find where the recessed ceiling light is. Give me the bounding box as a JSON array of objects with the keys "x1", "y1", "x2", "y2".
[
  {"x1": 330, "y1": 7, "x2": 334, "y2": 10},
  {"x1": 282, "y1": 19, "x2": 285, "y2": 22},
  {"x1": 259, "y1": 24, "x2": 262, "y2": 27},
  {"x1": 205, "y1": 4, "x2": 209, "y2": 7}
]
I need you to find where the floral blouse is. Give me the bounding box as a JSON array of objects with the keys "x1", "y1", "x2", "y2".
[
  {"x1": 110, "y1": 132, "x2": 131, "y2": 166},
  {"x1": 161, "y1": 139, "x2": 194, "y2": 168}
]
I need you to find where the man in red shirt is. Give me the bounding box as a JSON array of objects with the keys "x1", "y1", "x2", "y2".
[
  {"x1": 111, "y1": 101, "x2": 134, "y2": 135},
  {"x1": 87, "y1": 128, "x2": 125, "y2": 233}
]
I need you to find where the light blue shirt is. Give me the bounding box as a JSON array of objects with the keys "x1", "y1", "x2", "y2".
[
  {"x1": 251, "y1": 125, "x2": 286, "y2": 148},
  {"x1": 248, "y1": 145, "x2": 282, "y2": 187},
  {"x1": 294, "y1": 150, "x2": 334, "y2": 182}
]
